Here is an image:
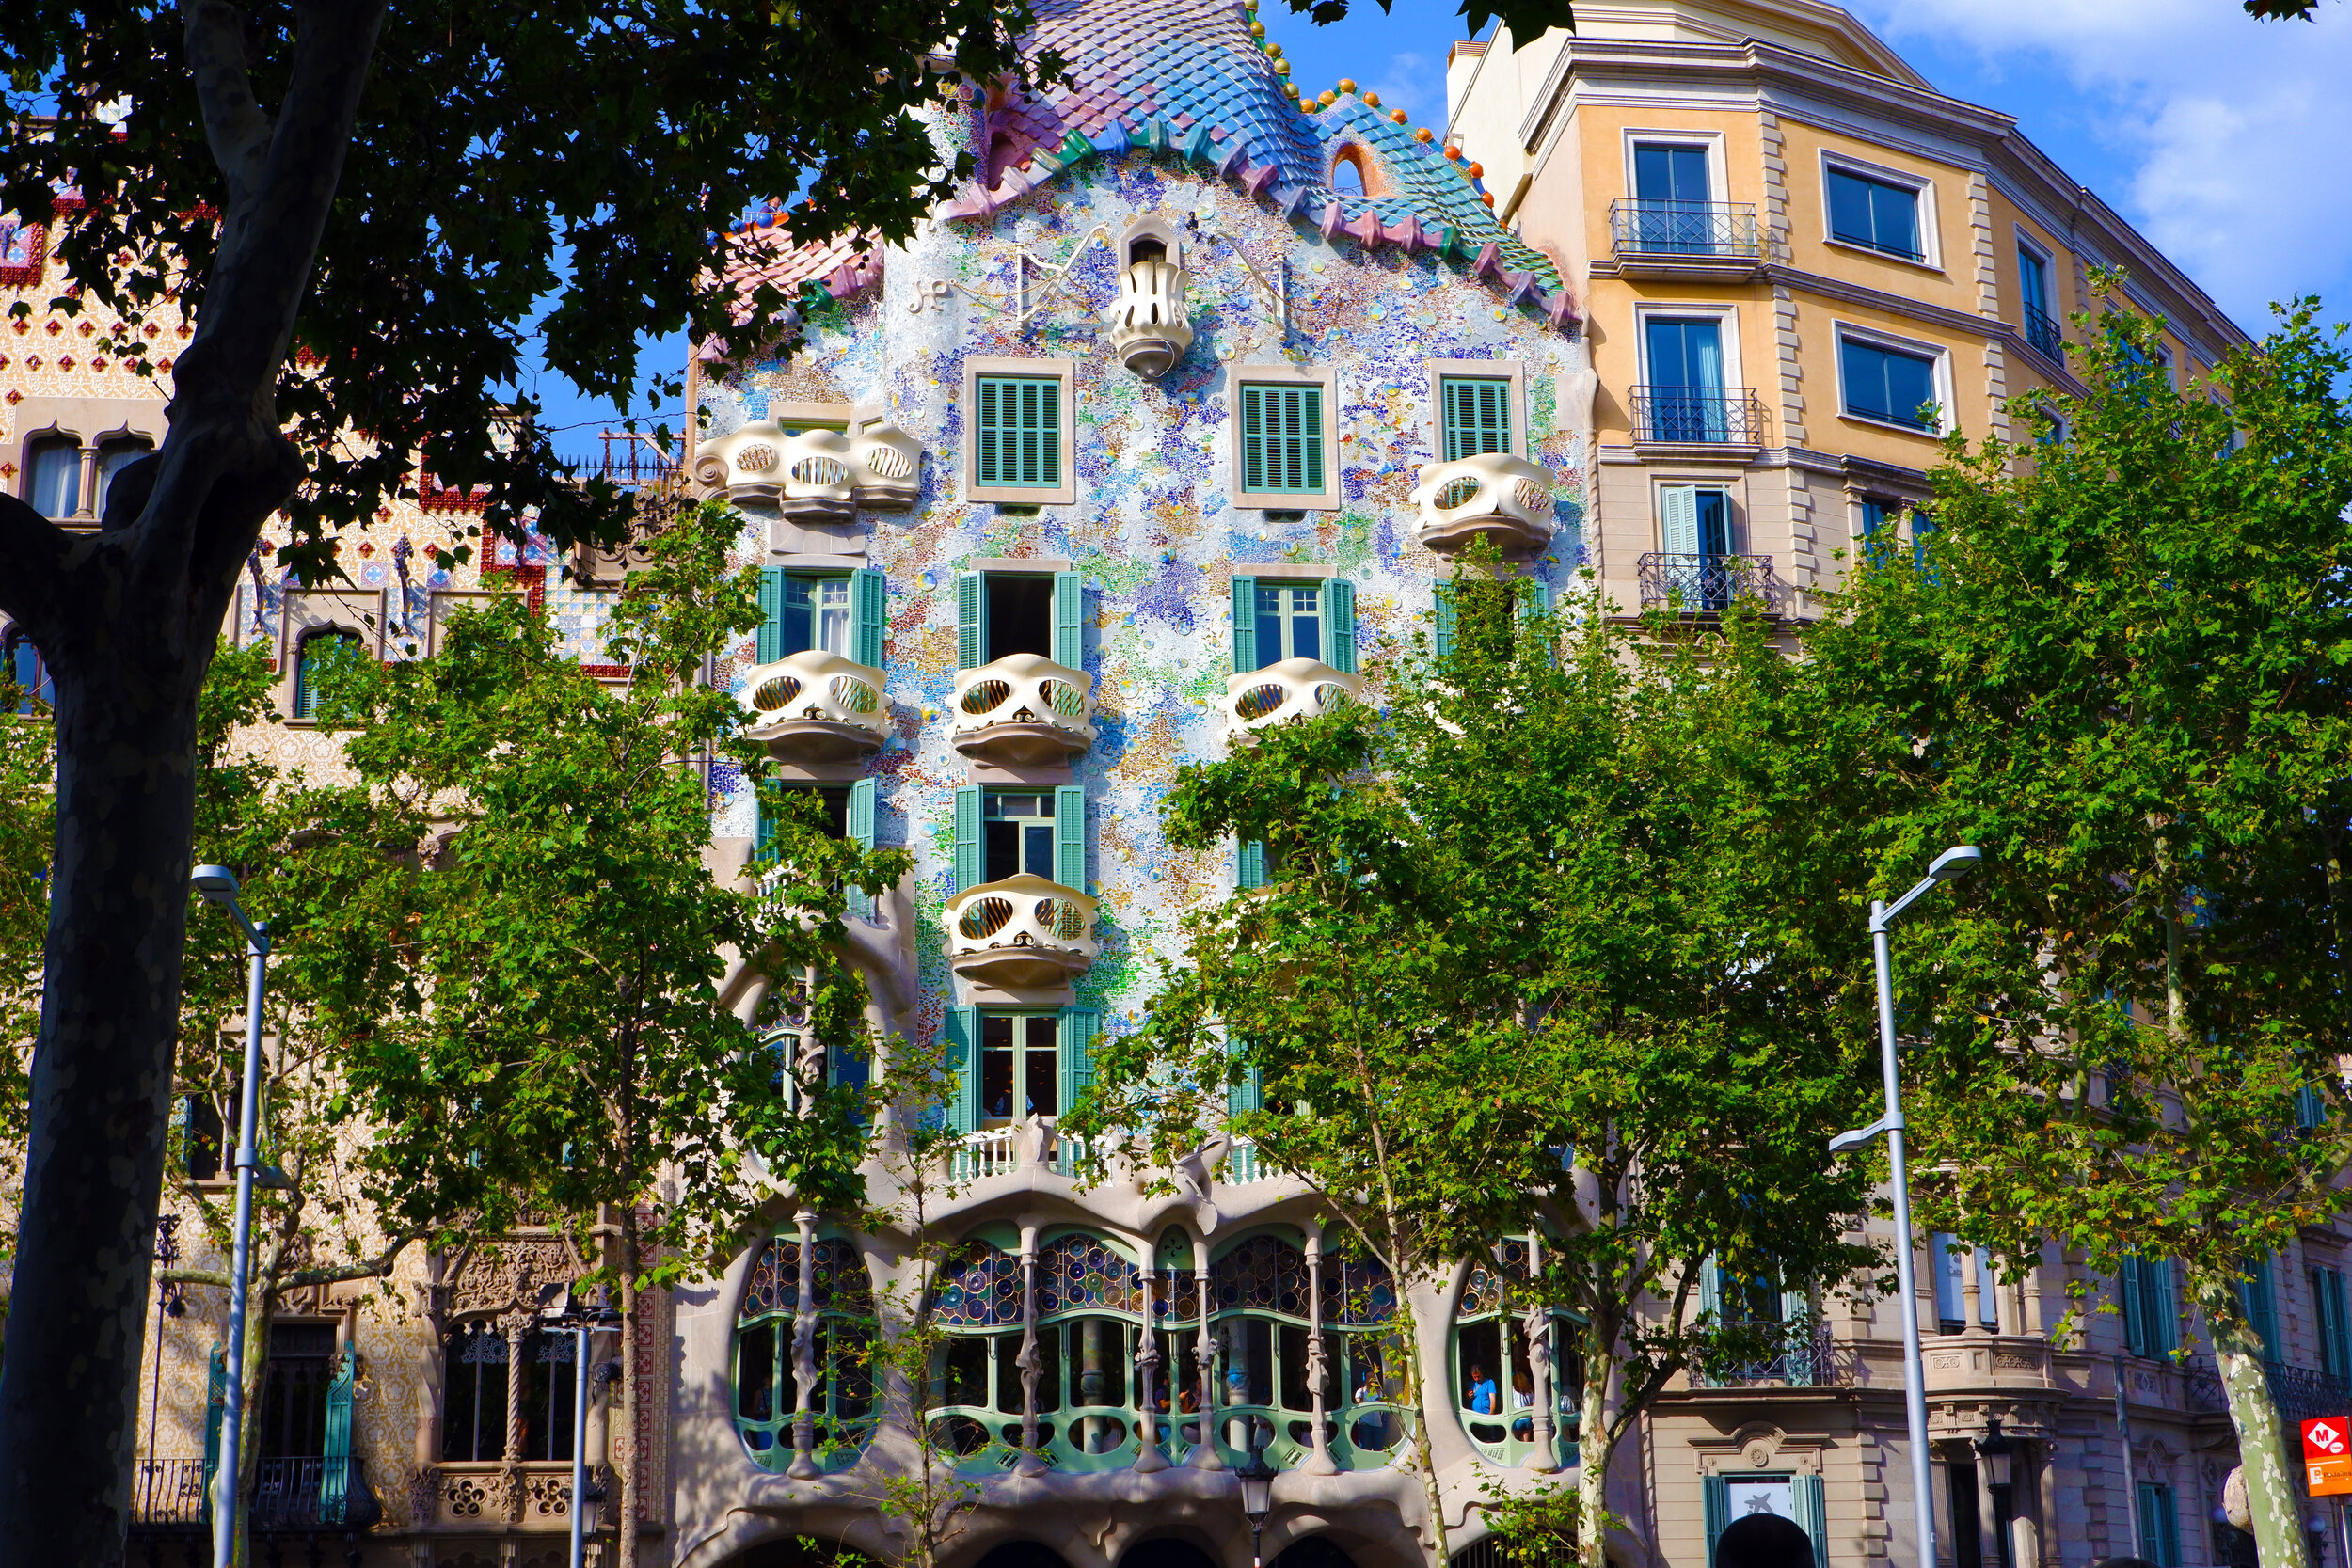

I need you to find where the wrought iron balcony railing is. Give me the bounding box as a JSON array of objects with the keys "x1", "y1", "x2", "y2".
[
  {"x1": 1629, "y1": 386, "x2": 1767, "y2": 446},
  {"x1": 1692, "y1": 1320, "x2": 1839, "y2": 1388},
  {"x1": 131, "y1": 1455, "x2": 379, "y2": 1531},
  {"x1": 2023, "y1": 306, "x2": 2064, "y2": 360},
  {"x1": 1609, "y1": 198, "x2": 1763, "y2": 262},
  {"x1": 2184, "y1": 1355, "x2": 2352, "y2": 1424},
  {"x1": 1637, "y1": 553, "x2": 1786, "y2": 617}
]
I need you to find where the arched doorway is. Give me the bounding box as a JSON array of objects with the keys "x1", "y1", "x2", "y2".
[
  {"x1": 1120, "y1": 1539, "x2": 1223, "y2": 1568},
  {"x1": 1714, "y1": 1513, "x2": 1815, "y2": 1568},
  {"x1": 1275, "y1": 1538, "x2": 1358, "y2": 1568}
]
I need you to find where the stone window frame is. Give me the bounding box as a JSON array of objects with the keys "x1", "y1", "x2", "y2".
[{"x1": 1230, "y1": 361, "x2": 1341, "y2": 513}]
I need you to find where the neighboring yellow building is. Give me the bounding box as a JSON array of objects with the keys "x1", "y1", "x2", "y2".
[{"x1": 1445, "y1": 0, "x2": 2248, "y2": 621}]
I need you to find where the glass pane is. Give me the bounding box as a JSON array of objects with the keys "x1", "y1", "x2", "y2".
[{"x1": 27, "y1": 441, "x2": 79, "y2": 518}]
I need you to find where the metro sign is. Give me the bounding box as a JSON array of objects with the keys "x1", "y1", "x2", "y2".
[{"x1": 2303, "y1": 1417, "x2": 2352, "y2": 1497}]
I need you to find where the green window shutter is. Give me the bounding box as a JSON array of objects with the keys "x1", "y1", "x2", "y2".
[
  {"x1": 2121, "y1": 1257, "x2": 2147, "y2": 1356},
  {"x1": 1227, "y1": 1036, "x2": 1263, "y2": 1116},
  {"x1": 2241, "y1": 1256, "x2": 2280, "y2": 1359},
  {"x1": 1054, "y1": 785, "x2": 1086, "y2": 891},
  {"x1": 945, "y1": 1006, "x2": 980, "y2": 1134},
  {"x1": 202, "y1": 1346, "x2": 227, "y2": 1514},
  {"x1": 2324, "y1": 1269, "x2": 2352, "y2": 1380},
  {"x1": 850, "y1": 568, "x2": 887, "y2": 669},
  {"x1": 755, "y1": 775, "x2": 777, "y2": 863},
  {"x1": 1059, "y1": 1006, "x2": 1101, "y2": 1112},
  {"x1": 1703, "y1": 1475, "x2": 1731, "y2": 1568},
  {"x1": 1661, "y1": 485, "x2": 1700, "y2": 555},
  {"x1": 1235, "y1": 840, "x2": 1268, "y2": 891},
  {"x1": 952, "y1": 785, "x2": 983, "y2": 894},
  {"x1": 2138, "y1": 1482, "x2": 2178, "y2": 1567},
  {"x1": 1241, "y1": 384, "x2": 1325, "y2": 494},
  {"x1": 1433, "y1": 582, "x2": 1456, "y2": 657},
  {"x1": 1319, "y1": 578, "x2": 1356, "y2": 673},
  {"x1": 977, "y1": 375, "x2": 1060, "y2": 487},
  {"x1": 1231, "y1": 575, "x2": 1259, "y2": 673},
  {"x1": 845, "y1": 778, "x2": 878, "y2": 921},
  {"x1": 956, "y1": 572, "x2": 985, "y2": 670},
  {"x1": 1515, "y1": 580, "x2": 1551, "y2": 621},
  {"x1": 321, "y1": 1347, "x2": 356, "y2": 1522},
  {"x1": 1442, "y1": 376, "x2": 1513, "y2": 461},
  {"x1": 1053, "y1": 570, "x2": 1085, "y2": 669},
  {"x1": 1792, "y1": 1473, "x2": 1829, "y2": 1568},
  {"x1": 2298, "y1": 1083, "x2": 2328, "y2": 1130},
  {"x1": 2153, "y1": 1259, "x2": 2178, "y2": 1354},
  {"x1": 1698, "y1": 1255, "x2": 1723, "y2": 1321},
  {"x1": 758, "y1": 566, "x2": 787, "y2": 665},
  {"x1": 292, "y1": 642, "x2": 314, "y2": 719}
]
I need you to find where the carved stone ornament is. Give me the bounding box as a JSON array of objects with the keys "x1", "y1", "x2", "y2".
[{"x1": 443, "y1": 1235, "x2": 582, "y2": 1322}]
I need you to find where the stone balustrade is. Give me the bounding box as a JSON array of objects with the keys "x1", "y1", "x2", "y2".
[
  {"x1": 1408, "y1": 451, "x2": 1557, "y2": 556},
  {"x1": 952, "y1": 653, "x2": 1097, "y2": 767},
  {"x1": 1221, "y1": 657, "x2": 1368, "y2": 736},
  {"x1": 944, "y1": 873, "x2": 1099, "y2": 988},
  {"x1": 741, "y1": 650, "x2": 889, "y2": 763},
  {"x1": 691, "y1": 419, "x2": 922, "y2": 514}
]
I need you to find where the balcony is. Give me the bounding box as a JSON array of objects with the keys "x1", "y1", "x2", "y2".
[
  {"x1": 952, "y1": 653, "x2": 1097, "y2": 768},
  {"x1": 1105, "y1": 260, "x2": 1195, "y2": 379},
  {"x1": 1637, "y1": 553, "x2": 1785, "y2": 617},
  {"x1": 1222, "y1": 657, "x2": 1368, "y2": 738},
  {"x1": 741, "y1": 650, "x2": 890, "y2": 763},
  {"x1": 1629, "y1": 387, "x2": 1768, "y2": 451},
  {"x1": 130, "y1": 1455, "x2": 381, "y2": 1532},
  {"x1": 1691, "y1": 1320, "x2": 1840, "y2": 1389},
  {"x1": 946, "y1": 1123, "x2": 1096, "y2": 1183},
  {"x1": 945, "y1": 873, "x2": 1099, "y2": 988},
  {"x1": 1408, "y1": 452, "x2": 1558, "y2": 557},
  {"x1": 2023, "y1": 307, "x2": 2064, "y2": 361},
  {"x1": 1607, "y1": 199, "x2": 1764, "y2": 279},
  {"x1": 691, "y1": 420, "x2": 922, "y2": 515}
]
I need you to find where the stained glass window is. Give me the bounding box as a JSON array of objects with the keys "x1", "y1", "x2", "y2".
[
  {"x1": 931, "y1": 1241, "x2": 1025, "y2": 1328},
  {"x1": 734, "y1": 1236, "x2": 877, "y2": 1471},
  {"x1": 1039, "y1": 1233, "x2": 1145, "y2": 1318},
  {"x1": 1213, "y1": 1234, "x2": 1311, "y2": 1317}
]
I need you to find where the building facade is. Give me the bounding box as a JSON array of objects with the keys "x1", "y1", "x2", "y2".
[{"x1": 4, "y1": 3, "x2": 2337, "y2": 1568}]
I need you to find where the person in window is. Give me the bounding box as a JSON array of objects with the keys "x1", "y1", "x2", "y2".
[
  {"x1": 1176, "y1": 1384, "x2": 1200, "y2": 1446},
  {"x1": 1465, "y1": 1361, "x2": 1498, "y2": 1416},
  {"x1": 1510, "y1": 1368, "x2": 1535, "y2": 1440},
  {"x1": 1352, "y1": 1363, "x2": 1391, "y2": 1450}
]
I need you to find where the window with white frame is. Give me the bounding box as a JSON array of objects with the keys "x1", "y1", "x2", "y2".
[
  {"x1": 1837, "y1": 331, "x2": 1946, "y2": 433},
  {"x1": 1824, "y1": 160, "x2": 1928, "y2": 263}
]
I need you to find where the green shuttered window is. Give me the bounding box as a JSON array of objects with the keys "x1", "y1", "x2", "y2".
[
  {"x1": 1240, "y1": 384, "x2": 1325, "y2": 495},
  {"x1": 976, "y1": 375, "x2": 1061, "y2": 488},
  {"x1": 1441, "y1": 376, "x2": 1514, "y2": 461}
]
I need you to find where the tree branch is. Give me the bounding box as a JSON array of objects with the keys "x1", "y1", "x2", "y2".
[
  {"x1": 285, "y1": 1227, "x2": 424, "y2": 1288},
  {"x1": 0, "y1": 494, "x2": 77, "y2": 647},
  {"x1": 181, "y1": 0, "x2": 274, "y2": 212}
]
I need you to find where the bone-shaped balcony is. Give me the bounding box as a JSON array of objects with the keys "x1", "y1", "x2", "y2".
[
  {"x1": 1408, "y1": 452, "x2": 1558, "y2": 557},
  {"x1": 741, "y1": 650, "x2": 890, "y2": 763},
  {"x1": 692, "y1": 420, "x2": 923, "y2": 515},
  {"x1": 951, "y1": 653, "x2": 1097, "y2": 768},
  {"x1": 1104, "y1": 261, "x2": 1195, "y2": 379},
  {"x1": 1221, "y1": 657, "x2": 1368, "y2": 737},
  {"x1": 945, "y1": 873, "x2": 1099, "y2": 989}
]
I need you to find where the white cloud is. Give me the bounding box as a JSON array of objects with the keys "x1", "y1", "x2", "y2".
[
  {"x1": 1850, "y1": 0, "x2": 2352, "y2": 330},
  {"x1": 1367, "y1": 50, "x2": 1442, "y2": 126}
]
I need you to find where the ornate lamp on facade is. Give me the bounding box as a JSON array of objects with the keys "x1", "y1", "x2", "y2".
[
  {"x1": 1233, "y1": 1446, "x2": 1277, "y2": 1568},
  {"x1": 1976, "y1": 1415, "x2": 2017, "y2": 1568}
]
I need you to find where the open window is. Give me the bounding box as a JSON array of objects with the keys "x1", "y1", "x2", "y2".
[{"x1": 955, "y1": 568, "x2": 1083, "y2": 670}]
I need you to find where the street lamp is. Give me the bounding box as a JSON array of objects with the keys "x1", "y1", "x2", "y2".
[
  {"x1": 1975, "y1": 1416, "x2": 2016, "y2": 1568},
  {"x1": 1233, "y1": 1445, "x2": 1277, "y2": 1568},
  {"x1": 539, "y1": 1283, "x2": 624, "y2": 1568},
  {"x1": 190, "y1": 864, "x2": 292, "y2": 1568},
  {"x1": 1829, "y1": 844, "x2": 1983, "y2": 1568}
]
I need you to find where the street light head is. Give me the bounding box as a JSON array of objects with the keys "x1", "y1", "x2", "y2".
[
  {"x1": 1928, "y1": 846, "x2": 1984, "y2": 882},
  {"x1": 190, "y1": 864, "x2": 242, "y2": 904},
  {"x1": 1233, "y1": 1447, "x2": 1276, "y2": 1521}
]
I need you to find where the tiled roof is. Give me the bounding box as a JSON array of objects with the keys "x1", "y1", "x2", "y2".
[{"x1": 720, "y1": 0, "x2": 1574, "y2": 328}]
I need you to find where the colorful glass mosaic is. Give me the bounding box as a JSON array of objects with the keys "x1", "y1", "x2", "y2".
[
  {"x1": 1038, "y1": 1233, "x2": 1145, "y2": 1318},
  {"x1": 1211, "y1": 1233, "x2": 1308, "y2": 1317},
  {"x1": 932, "y1": 1240, "x2": 1025, "y2": 1327},
  {"x1": 740, "y1": 1238, "x2": 801, "y2": 1321},
  {"x1": 1320, "y1": 1251, "x2": 1398, "y2": 1326},
  {"x1": 740, "y1": 1237, "x2": 873, "y2": 1322}
]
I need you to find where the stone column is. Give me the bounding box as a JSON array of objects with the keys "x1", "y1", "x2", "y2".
[
  {"x1": 1525, "y1": 1237, "x2": 1559, "y2": 1474},
  {"x1": 501, "y1": 1307, "x2": 531, "y2": 1523},
  {"x1": 1135, "y1": 1261, "x2": 1167, "y2": 1472},
  {"x1": 789, "y1": 1212, "x2": 820, "y2": 1478},
  {"x1": 1016, "y1": 1226, "x2": 1045, "y2": 1476},
  {"x1": 1963, "y1": 1245, "x2": 1987, "y2": 1334},
  {"x1": 1190, "y1": 1234, "x2": 1223, "y2": 1470},
  {"x1": 1303, "y1": 1232, "x2": 1337, "y2": 1475}
]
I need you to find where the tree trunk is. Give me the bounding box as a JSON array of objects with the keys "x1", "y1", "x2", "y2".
[
  {"x1": 2199, "y1": 1279, "x2": 2310, "y2": 1568},
  {"x1": 0, "y1": 5, "x2": 386, "y2": 1558},
  {"x1": 227, "y1": 1285, "x2": 278, "y2": 1568},
  {"x1": 1578, "y1": 1316, "x2": 1613, "y2": 1568},
  {"x1": 617, "y1": 1207, "x2": 641, "y2": 1568}
]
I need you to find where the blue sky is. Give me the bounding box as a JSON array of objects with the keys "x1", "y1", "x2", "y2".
[{"x1": 527, "y1": 0, "x2": 2352, "y2": 440}]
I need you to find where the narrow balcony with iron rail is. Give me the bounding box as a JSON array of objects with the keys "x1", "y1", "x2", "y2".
[
  {"x1": 1629, "y1": 386, "x2": 1770, "y2": 452},
  {"x1": 1607, "y1": 199, "x2": 1766, "y2": 280},
  {"x1": 1636, "y1": 553, "x2": 1787, "y2": 618}
]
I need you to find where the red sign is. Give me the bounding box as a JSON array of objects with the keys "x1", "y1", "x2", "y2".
[{"x1": 2305, "y1": 1418, "x2": 2352, "y2": 1497}]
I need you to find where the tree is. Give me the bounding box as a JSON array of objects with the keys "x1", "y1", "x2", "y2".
[
  {"x1": 1069, "y1": 578, "x2": 1878, "y2": 1568},
  {"x1": 307, "y1": 500, "x2": 908, "y2": 1567},
  {"x1": 0, "y1": 651, "x2": 55, "y2": 1291},
  {"x1": 1799, "y1": 288, "x2": 2352, "y2": 1568},
  {"x1": 0, "y1": 0, "x2": 1574, "y2": 1545}
]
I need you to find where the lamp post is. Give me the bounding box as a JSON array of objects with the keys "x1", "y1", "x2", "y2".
[
  {"x1": 1829, "y1": 844, "x2": 1984, "y2": 1568},
  {"x1": 539, "y1": 1285, "x2": 624, "y2": 1568},
  {"x1": 191, "y1": 863, "x2": 288, "y2": 1568},
  {"x1": 1233, "y1": 1445, "x2": 1277, "y2": 1568},
  {"x1": 1975, "y1": 1416, "x2": 2016, "y2": 1568}
]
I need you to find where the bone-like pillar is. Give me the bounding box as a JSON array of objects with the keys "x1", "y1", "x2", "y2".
[{"x1": 788, "y1": 1211, "x2": 820, "y2": 1478}]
